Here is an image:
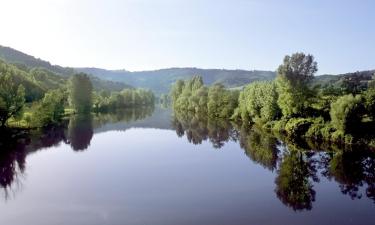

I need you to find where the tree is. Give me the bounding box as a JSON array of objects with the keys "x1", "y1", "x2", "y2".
[
  {"x1": 276, "y1": 53, "x2": 318, "y2": 117},
  {"x1": 330, "y1": 94, "x2": 364, "y2": 133},
  {"x1": 207, "y1": 83, "x2": 237, "y2": 118},
  {"x1": 32, "y1": 89, "x2": 66, "y2": 126},
  {"x1": 364, "y1": 74, "x2": 375, "y2": 119},
  {"x1": 170, "y1": 80, "x2": 185, "y2": 103},
  {"x1": 0, "y1": 74, "x2": 25, "y2": 127},
  {"x1": 235, "y1": 81, "x2": 280, "y2": 123},
  {"x1": 68, "y1": 73, "x2": 93, "y2": 114}
]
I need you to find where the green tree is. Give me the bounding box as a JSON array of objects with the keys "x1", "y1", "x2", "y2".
[
  {"x1": 32, "y1": 89, "x2": 66, "y2": 126},
  {"x1": 68, "y1": 73, "x2": 93, "y2": 114},
  {"x1": 170, "y1": 80, "x2": 185, "y2": 103},
  {"x1": 234, "y1": 81, "x2": 280, "y2": 123},
  {"x1": 207, "y1": 83, "x2": 237, "y2": 118},
  {"x1": 276, "y1": 53, "x2": 317, "y2": 117},
  {"x1": 364, "y1": 74, "x2": 375, "y2": 119},
  {"x1": 330, "y1": 94, "x2": 364, "y2": 133},
  {"x1": 0, "y1": 74, "x2": 25, "y2": 127}
]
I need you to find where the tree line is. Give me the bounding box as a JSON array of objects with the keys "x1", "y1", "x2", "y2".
[
  {"x1": 171, "y1": 52, "x2": 375, "y2": 145},
  {"x1": 0, "y1": 70, "x2": 155, "y2": 128}
]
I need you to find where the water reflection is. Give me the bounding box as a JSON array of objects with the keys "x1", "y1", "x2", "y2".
[
  {"x1": 236, "y1": 125, "x2": 279, "y2": 171},
  {"x1": 172, "y1": 112, "x2": 375, "y2": 211},
  {"x1": 275, "y1": 149, "x2": 318, "y2": 211},
  {"x1": 1, "y1": 107, "x2": 375, "y2": 214},
  {"x1": 171, "y1": 111, "x2": 237, "y2": 148},
  {"x1": 67, "y1": 114, "x2": 94, "y2": 151},
  {"x1": 93, "y1": 105, "x2": 155, "y2": 127},
  {"x1": 322, "y1": 150, "x2": 375, "y2": 202},
  {"x1": 0, "y1": 107, "x2": 155, "y2": 200},
  {"x1": 0, "y1": 125, "x2": 67, "y2": 200}
]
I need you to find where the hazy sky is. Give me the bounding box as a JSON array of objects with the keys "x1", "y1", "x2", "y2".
[{"x1": 0, "y1": 0, "x2": 374, "y2": 74}]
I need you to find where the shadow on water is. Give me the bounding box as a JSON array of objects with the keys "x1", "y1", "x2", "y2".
[
  {"x1": 172, "y1": 112, "x2": 375, "y2": 211},
  {"x1": 0, "y1": 106, "x2": 155, "y2": 200}
]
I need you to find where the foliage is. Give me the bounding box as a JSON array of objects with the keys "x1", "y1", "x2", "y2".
[
  {"x1": 0, "y1": 59, "x2": 44, "y2": 102},
  {"x1": 364, "y1": 77, "x2": 375, "y2": 119},
  {"x1": 159, "y1": 93, "x2": 170, "y2": 107},
  {"x1": 68, "y1": 73, "x2": 93, "y2": 114},
  {"x1": 93, "y1": 88, "x2": 155, "y2": 112},
  {"x1": 234, "y1": 81, "x2": 280, "y2": 123},
  {"x1": 330, "y1": 94, "x2": 364, "y2": 134},
  {"x1": 276, "y1": 53, "x2": 317, "y2": 117},
  {"x1": 0, "y1": 74, "x2": 25, "y2": 127},
  {"x1": 171, "y1": 76, "x2": 238, "y2": 119},
  {"x1": 31, "y1": 89, "x2": 67, "y2": 127},
  {"x1": 284, "y1": 118, "x2": 314, "y2": 138},
  {"x1": 207, "y1": 83, "x2": 238, "y2": 118}
]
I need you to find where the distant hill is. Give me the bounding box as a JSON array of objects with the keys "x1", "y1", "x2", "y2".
[
  {"x1": 0, "y1": 45, "x2": 132, "y2": 91},
  {"x1": 77, "y1": 67, "x2": 374, "y2": 95},
  {"x1": 313, "y1": 70, "x2": 375, "y2": 88},
  {"x1": 0, "y1": 45, "x2": 74, "y2": 76},
  {"x1": 2, "y1": 45, "x2": 373, "y2": 95},
  {"x1": 75, "y1": 67, "x2": 276, "y2": 94}
]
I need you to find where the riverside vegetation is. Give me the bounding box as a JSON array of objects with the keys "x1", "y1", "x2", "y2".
[
  {"x1": 171, "y1": 53, "x2": 375, "y2": 147},
  {"x1": 0, "y1": 59, "x2": 155, "y2": 129}
]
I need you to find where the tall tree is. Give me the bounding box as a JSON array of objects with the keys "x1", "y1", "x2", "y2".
[
  {"x1": 276, "y1": 53, "x2": 317, "y2": 117},
  {"x1": 69, "y1": 73, "x2": 93, "y2": 114},
  {"x1": 0, "y1": 74, "x2": 25, "y2": 127}
]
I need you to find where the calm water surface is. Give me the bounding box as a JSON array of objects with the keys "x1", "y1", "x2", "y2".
[{"x1": 0, "y1": 107, "x2": 374, "y2": 225}]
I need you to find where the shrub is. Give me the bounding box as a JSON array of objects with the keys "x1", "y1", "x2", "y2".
[
  {"x1": 305, "y1": 118, "x2": 325, "y2": 139},
  {"x1": 270, "y1": 118, "x2": 288, "y2": 132},
  {"x1": 284, "y1": 118, "x2": 313, "y2": 137},
  {"x1": 330, "y1": 94, "x2": 364, "y2": 134}
]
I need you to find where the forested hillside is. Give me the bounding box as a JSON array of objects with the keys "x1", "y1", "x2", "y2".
[
  {"x1": 1, "y1": 45, "x2": 374, "y2": 96},
  {"x1": 75, "y1": 67, "x2": 276, "y2": 94},
  {"x1": 76, "y1": 67, "x2": 375, "y2": 95},
  {"x1": 0, "y1": 45, "x2": 132, "y2": 91}
]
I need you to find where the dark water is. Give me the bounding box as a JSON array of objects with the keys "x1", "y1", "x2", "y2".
[{"x1": 0, "y1": 107, "x2": 374, "y2": 225}]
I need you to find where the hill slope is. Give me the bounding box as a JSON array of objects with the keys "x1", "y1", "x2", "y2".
[
  {"x1": 0, "y1": 45, "x2": 132, "y2": 91},
  {"x1": 2, "y1": 45, "x2": 373, "y2": 95},
  {"x1": 75, "y1": 67, "x2": 276, "y2": 94}
]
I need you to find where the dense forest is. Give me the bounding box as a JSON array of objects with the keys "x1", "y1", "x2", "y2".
[
  {"x1": 171, "y1": 53, "x2": 375, "y2": 146},
  {"x1": 0, "y1": 59, "x2": 155, "y2": 129}
]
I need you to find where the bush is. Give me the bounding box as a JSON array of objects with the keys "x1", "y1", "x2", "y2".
[
  {"x1": 235, "y1": 81, "x2": 280, "y2": 123},
  {"x1": 331, "y1": 130, "x2": 345, "y2": 142},
  {"x1": 271, "y1": 118, "x2": 288, "y2": 132},
  {"x1": 284, "y1": 118, "x2": 313, "y2": 137},
  {"x1": 330, "y1": 94, "x2": 364, "y2": 134},
  {"x1": 305, "y1": 118, "x2": 326, "y2": 139}
]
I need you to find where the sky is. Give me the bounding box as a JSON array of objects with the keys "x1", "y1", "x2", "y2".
[{"x1": 0, "y1": 0, "x2": 374, "y2": 74}]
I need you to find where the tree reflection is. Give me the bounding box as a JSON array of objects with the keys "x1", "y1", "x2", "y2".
[
  {"x1": 0, "y1": 125, "x2": 67, "y2": 200},
  {"x1": 172, "y1": 110, "x2": 375, "y2": 210},
  {"x1": 0, "y1": 108, "x2": 156, "y2": 200},
  {"x1": 237, "y1": 125, "x2": 279, "y2": 171},
  {"x1": 67, "y1": 114, "x2": 94, "y2": 151},
  {"x1": 322, "y1": 149, "x2": 375, "y2": 202},
  {"x1": 274, "y1": 148, "x2": 319, "y2": 211},
  {"x1": 171, "y1": 111, "x2": 236, "y2": 148},
  {"x1": 93, "y1": 106, "x2": 155, "y2": 127}
]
